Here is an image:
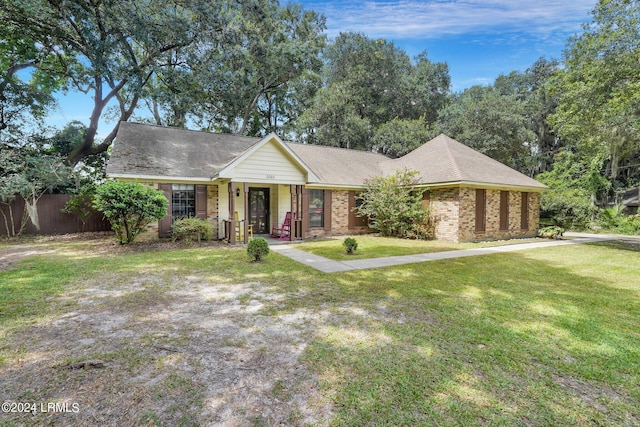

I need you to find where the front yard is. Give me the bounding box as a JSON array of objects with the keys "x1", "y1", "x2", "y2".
[{"x1": 1, "y1": 234, "x2": 639, "y2": 426}]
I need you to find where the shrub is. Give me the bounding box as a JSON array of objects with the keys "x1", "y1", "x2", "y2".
[
  {"x1": 93, "y1": 181, "x2": 167, "y2": 244},
  {"x1": 247, "y1": 237, "x2": 270, "y2": 261},
  {"x1": 354, "y1": 168, "x2": 433, "y2": 239},
  {"x1": 537, "y1": 225, "x2": 565, "y2": 239},
  {"x1": 172, "y1": 217, "x2": 213, "y2": 242},
  {"x1": 598, "y1": 205, "x2": 625, "y2": 229},
  {"x1": 343, "y1": 237, "x2": 358, "y2": 254}
]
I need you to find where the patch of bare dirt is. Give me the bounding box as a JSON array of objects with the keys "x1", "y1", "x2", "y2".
[
  {"x1": 0, "y1": 258, "x2": 333, "y2": 425},
  {"x1": 0, "y1": 232, "x2": 232, "y2": 271}
]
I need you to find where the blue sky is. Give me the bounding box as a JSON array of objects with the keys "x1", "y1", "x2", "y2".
[
  {"x1": 49, "y1": 0, "x2": 597, "y2": 137},
  {"x1": 297, "y1": 0, "x2": 598, "y2": 88}
]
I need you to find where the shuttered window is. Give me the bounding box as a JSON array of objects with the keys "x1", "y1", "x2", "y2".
[
  {"x1": 172, "y1": 184, "x2": 195, "y2": 220},
  {"x1": 500, "y1": 191, "x2": 509, "y2": 230},
  {"x1": 475, "y1": 189, "x2": 486, "y2": 232},
  {"x1": 521, "y1": 192, "x2": 529, "y2": 230}
]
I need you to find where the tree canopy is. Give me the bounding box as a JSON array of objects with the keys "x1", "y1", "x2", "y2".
[{"x1": 2, "y1": 0, "x2": 639, "y2": 232}]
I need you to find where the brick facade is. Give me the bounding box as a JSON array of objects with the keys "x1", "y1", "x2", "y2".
[
  {"x1": 430, "y1": 186, "x2": 540, "y2": 242},
  {"x1": 143, "y1": 183, "x2": 541, "y2": 243}
]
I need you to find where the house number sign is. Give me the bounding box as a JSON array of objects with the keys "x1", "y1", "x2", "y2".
[{"x1": 266, "y1": 174, "x2": 275, "y2": 179}]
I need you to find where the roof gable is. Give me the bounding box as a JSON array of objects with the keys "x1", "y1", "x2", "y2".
[{"x1": 217, "y1": 133, "x2": 319, "y2": 184}]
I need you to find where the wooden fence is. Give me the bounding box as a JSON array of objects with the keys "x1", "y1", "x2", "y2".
[{"x1": 0, "y1": 194, "x2": 111, "y2": 237}]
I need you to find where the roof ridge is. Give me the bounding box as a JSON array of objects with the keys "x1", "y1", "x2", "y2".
[
  {"x1": 122, "y1": 121, "x2": 261, "y2": 140},
  {"x1": 441, "y1": 135, "x2": 463, "y2": 180},
  {"x1": 285, "y1": 141, "x2": 390, "y2": 157}
]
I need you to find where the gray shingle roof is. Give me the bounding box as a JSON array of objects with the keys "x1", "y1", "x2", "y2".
[
  {"x1": 384, "y1": 134, "x2": 547, "y2": 189},
  {"x1": 287, "y1": 143, "x2": 388, "y2": 186},
  {"x1": 107, "y1": 122, "x2": 546, "y2": 190},
  {"x1": 107, "y1": 122, "x2": 260, "y2": 179}
]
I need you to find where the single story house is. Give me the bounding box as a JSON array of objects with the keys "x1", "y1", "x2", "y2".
[{"x1": 106, "y1": 122, "x2": 547, "y2": 242}]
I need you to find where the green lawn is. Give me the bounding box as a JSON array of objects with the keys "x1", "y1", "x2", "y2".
[
  {"x1": 296, "y1": 234, "x2": 543, "y2": 260},
  {"x1": 1, "y1": 237, "x2": 639, "y2": 426}
]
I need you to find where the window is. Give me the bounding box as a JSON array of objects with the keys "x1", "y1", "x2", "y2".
[
  {"x1": 172, "y1": 184, "x2": 195, "y2": 220},
  {"x1": 309, "y1": 189, "x2": 324, "y2": 227},
  {"x1": 475, "y1": 189, "x2": 486, "y2": 232},
  {"x1": 500, "y1": 191, "x2": 509, "y2": 230},
  {"x1": 521, "y1": 192, "x2": 529, "y2": 230}
]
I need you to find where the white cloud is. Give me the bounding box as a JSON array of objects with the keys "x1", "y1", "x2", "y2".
[{"x1": 312, "y1": 0, "x2": 596, "y2": 40}]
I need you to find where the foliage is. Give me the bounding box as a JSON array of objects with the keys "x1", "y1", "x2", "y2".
[
  {"x1": 548, "y1": 0, "x2": 640, "y2": 180},
  {"x1": 93, "y1": 181, "x2": 167, "y2": 244},
  {"x1": 597, "y1": 206, "x2": 640, "y2": 235},
  {"x1": 171, "y1": 217, "x2": 213, "y2": 243},
  {"x1": 435, "y1": 84, "x2": 535, "y2": 173},
  {"x1": 246, "y1": 237, "x2": 270, "y2": 262},
  {"x1": 0, "y1": 23, "x2": 64, "y2": 134},
  {"x1": 372, "y1": 117, "x2": 437, "y2": 158},
  {"x1": 0, "y1": 136, "x2": 74, "y2": 236},
  {"x1": 62, "y1": 193, "x2": 94, "y2": 232},
  {"x1": 354, "y1": 169, "x2": 433, "y2": 239},
  {"x1": 296, "y1": 32, "x2": 449, "y2": 153},
  {"x1": 537, "y1": 150, "x2": 608, "y2": 229},
  {"x1": 342, "y1": 237, "x2": 358, "y2": 254},
  {"x1": 537, "y1": 226, "x2": 565, "y2": 239}
]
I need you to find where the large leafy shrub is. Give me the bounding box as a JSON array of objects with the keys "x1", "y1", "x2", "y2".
[
  {"x1": 354, "y1": 169, "x2": 433, "y2": 239},
  {"x1": 172, "y1": 217, "x2": 213, "y2": 242},
  {"x1": 93, "y1": 181, "x2": 167, "y2": 244}
]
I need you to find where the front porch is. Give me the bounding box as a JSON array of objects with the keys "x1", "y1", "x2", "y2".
[{"x1": 222, "y1": 182, "x2": 304, "y2": 244}]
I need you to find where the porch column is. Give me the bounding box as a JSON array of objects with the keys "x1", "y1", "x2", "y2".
[
  {"x1": 243, "y1": 182, "x2": 250, "y2": 243},
  {"x1": 290, "y1": 185, "x2": 296, "y2": 241},
  {"x1": 228, "y1": 182, "x2": 236, "y2": 244}
]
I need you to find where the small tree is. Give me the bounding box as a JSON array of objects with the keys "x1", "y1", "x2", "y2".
[
  {"x1": 93, "y1": 181, "x2": 167, "y2": 244},
  {"x1": 355, "y1": 169, "x2": 433, "y2": 239},
  {"x1": 1, "y1": 143, "x2": 73, "y2": 237}
]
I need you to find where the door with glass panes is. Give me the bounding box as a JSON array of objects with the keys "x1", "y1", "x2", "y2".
[{"x1": 248, "y1": 188, "x2": 270, "y2": 234}]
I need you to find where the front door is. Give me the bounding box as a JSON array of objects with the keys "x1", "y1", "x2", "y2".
[{"x1": 249, "y1": 188, "x2": 270, "y2": 234}]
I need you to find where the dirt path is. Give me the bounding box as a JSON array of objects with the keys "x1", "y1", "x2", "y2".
[
  {"x1": 0, "y1": 234, "x2": 332, "y2": 426},
  {"x1": 1, "y1": 275, "x2": 332, "y2": 426}
]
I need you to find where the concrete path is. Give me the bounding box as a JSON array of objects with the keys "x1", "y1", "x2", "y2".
[{"x1": 270, "y1": 233, "x2": 620, "y2": 273}]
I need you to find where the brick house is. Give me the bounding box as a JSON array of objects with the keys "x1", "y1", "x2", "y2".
[{"x1": 106, "y1": 122, "x2": 547, "y2": 242}]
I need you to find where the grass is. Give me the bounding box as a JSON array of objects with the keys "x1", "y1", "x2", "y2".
[
  {"x1": 296, "y1": 234, "x2": 543, "y2": 260},
  {"x1": 1, "y1": 235, "x2": 639, "y2": 425}
]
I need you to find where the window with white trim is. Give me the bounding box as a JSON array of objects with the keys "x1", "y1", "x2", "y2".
[{"x1": 172, "y1": 184, "x2": 195, "y2": 220}]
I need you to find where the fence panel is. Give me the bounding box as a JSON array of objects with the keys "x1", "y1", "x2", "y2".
[{"x1": 0, "y1": 195, "x2": 111, "y2": 236}]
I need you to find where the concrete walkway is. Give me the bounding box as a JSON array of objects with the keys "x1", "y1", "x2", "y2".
[{"x1": 270, "y1": 233, "x2": 621, "y2": 273}]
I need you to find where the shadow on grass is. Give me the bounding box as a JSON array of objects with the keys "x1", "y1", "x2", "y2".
[
  {"x1": 2, "y1": 240, "x2": 639, "y2": 425},
  {"x1": 290, "y1": 243, "x2": 640, "y2": 426}
]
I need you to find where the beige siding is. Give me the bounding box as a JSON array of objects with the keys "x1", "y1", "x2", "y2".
[
  {"x1": 233, "y1": 141, "x2": 306, "y2": 184},
  {"x1": 276, "y1": 185, "x2": 292, "y2": 226}
]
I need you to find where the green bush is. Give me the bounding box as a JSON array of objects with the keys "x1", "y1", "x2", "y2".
[
  {"x1": 597, "y1": 207, "x2": 640, "y2": 234},
  {"x1": 172, "y1": 217, "x2": 213, "y2": 242},
  {"x1": 247, "y1": 237, "x2": 270, "y2": 261},
  {"x1": 93, "y1": 181, "x2": 168, "y2": 244},
  {"x1": 354, "y1": 169, "x2": 433, "y2": 239},
  {"x1": 343, "y1": 237, "x2": 358, "y2": 254},
  {"x1": 537, "y1": 225, "x2": 565, "y2": 239}
]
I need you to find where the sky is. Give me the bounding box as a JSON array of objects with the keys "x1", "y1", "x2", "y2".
[{"x1": 48, "y1": 0, "x2": 598, "y2": 137}]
